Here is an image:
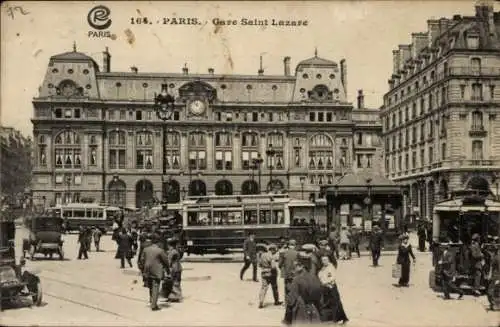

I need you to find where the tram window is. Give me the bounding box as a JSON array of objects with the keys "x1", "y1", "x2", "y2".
[
  {"x1": 274, "y1": 210, "x2": 284, "y2": 224},
  {"x1": 213, "y1": 211, "x2": 242, "y2": 225},
  {"x1": 259, "y1": 210, "x2": 272, "y2": 224},
  {"x1": 187, "y1": 211, "x2": 212, "y2": 226},
  {"x1": 62, "y1": 210, "x2": 72, "y2": 218},
  {"x1": 73, "y1": 210, "x2": 85, "y2": 218},
  {"x1": 244, "y1": 210, "x2": 258, "y2": 224},
  {"x1": 96, "y1": 210, "x2": 103, "y2": 218}
]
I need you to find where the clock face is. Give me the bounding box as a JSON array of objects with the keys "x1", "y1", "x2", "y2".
[{"x1": 189, "y1": 100, "x2": 206, "y2": 115}]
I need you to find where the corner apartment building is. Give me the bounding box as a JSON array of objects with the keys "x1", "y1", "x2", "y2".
[{"x1": 380, "y1": 3, "x2": 500, "y2": 220}]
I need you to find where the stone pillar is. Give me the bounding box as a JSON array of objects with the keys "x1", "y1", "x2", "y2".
[
  {"x1": 233, "y1": 133, "x2": 241, "y2": 170},
  {"x1": 206, "y1": 132, "x2": 214, "y2": 170},
  {"x1": 180, "y1": 133, "x2": 188, "y2": 171}
]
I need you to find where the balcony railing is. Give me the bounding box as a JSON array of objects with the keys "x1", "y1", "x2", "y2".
[
  {"x1": 464, "y1": 159, "x2": 493, "y2": 166},
  {"x1": 469, "y1": 126, "x2": 487, "y2": 137}
]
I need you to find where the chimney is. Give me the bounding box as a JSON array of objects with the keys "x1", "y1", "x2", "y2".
[
  {"x1": 439, "y1": 18, "x2": 451, "y2": 34},
  {"x1": 102, "y1": 47, "x2": 111, "y2": 73},
  {"x1": 392, "y1": 49, "x2": 401, "y2": 75},
  {"x1": 340, "y1": 59, "x2": 347, "y2": 98},
  {"x1": 208, "y1": 68, "x2": 214, "y2": 75},
  {"x1": 427, "y1": 19, "x2": 441, "y2": 47},
  {"x1": 398, "y1": 45, "x2": 412, "y2": 70},
  {"x1": 357, "y1": 90, "x2": 364, "y2": 109},
  {"x1": 258, "y1": 55, "x2": 264, "y2": 76},
  {"x1": 130, "y1": 66, "x2": 138, "y2": 73},
  {"x1": 283, "y1": 56, "x2": 291, "y2": 76},
  {"x1": 182, "y1": 63, "x2": 188, "y2": 75},
  {"x1": 476, "y1": 3, "x2": 495, "y2": 36},
  {"x1": 411, "y1": 33, "x2": 428, "y2": 58}
]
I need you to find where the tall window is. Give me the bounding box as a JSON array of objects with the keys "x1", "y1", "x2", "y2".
[
  {"x1": 412, "y1": 126, "x2": 417, "y2": 144},
  {"x1": 472, "y1": 83, "x2": 483, "y2": 101},
  {"x1": 356, "y1": 132, "x2": 363, "y2": 145},
  {"x1": 215, "y1": 132, "x2": 232, "y2": 170},
  {"x1": 109, "y1": 130, "x2": 126, "y2": 169},
  {"x1": 136, "y1": 131, "x2": 153, "y2": 169},
  {"x1": 267, "y1": 133, "x2": 284, "y2": 169},
  {"x1": 165, "y1": 132, "x2": 181, "y2": 169},
  {"x1": 38, "y1": 135, "x2": 47, "y2": 167},
  {"x1": 188, "y1": 132, "x2": 206, "y2": 170},
  {"x1": 429, "y1": 147, "x2": 434, "y2": 164},
  {"x1": 242, "y1": 132, "x2": 259, "y2": 170},
  {"x1": 441, "y1": 143, "x2": 446, "y2": 160},
  {"x1": 420, "y1": 149, "x2": 425, "y2": 167},
  {"x1": 405, "y1": 129, "x2": 410, "y2": 147},
  {"x1": 420, "y1": 122, "x2": 425, "y2": 141},
  {"x1": 308, "y1": 134, "x2": 333, "y2": 170},
  {"x1": 471, "y1": 58, "x2": 481, "y2": 74},
  {"x1": 412, "y1": 151, "x2": 417, "y2": 168},
  {"x1": 54, "y1": 130, "x2": 81, "y2": 169},
  {"x1": 472, "y1": 140, "x2": 483, "y2": 160},
  {"x1": 89, "y1": 135, "x2": 97, "y2": 166},
  {"x1": 471, "y1": 111, "x2": 483, "y2": 130}
]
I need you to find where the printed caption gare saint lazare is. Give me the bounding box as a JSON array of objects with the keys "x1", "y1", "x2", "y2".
[{"x1": 129, "y1": 16, "x2": 309, "y2": 27}]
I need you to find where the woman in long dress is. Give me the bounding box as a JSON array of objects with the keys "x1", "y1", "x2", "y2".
[
  {"x1": 317, "y1": 254, "x2": 348, "y2": 324},
  {"x1": 397, "y1": 234, "x2": 416, "y2": 287}
]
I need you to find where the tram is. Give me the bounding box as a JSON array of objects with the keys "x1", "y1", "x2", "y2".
[
  {"x1": 181, "y1": 194, "x2": 316, "y2": 255},
  {"x1": 47, "y1": 203, "x2": 121, "y2": 233},
  {"x1": 429, "y1": 191, "x2": 500, "y2": 294}
]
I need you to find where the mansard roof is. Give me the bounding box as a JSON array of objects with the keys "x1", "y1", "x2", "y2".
[{"x1": 51, "y1": 51, "x2": 96, "y2": 62}]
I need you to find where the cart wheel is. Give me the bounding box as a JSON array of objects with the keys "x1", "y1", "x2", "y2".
[
  {"x1": 32, "y1": 280, "x2": 43, "y2": 306},
  {"x1": 59, "y1": 247, "x2": 64, "y2": 260}
]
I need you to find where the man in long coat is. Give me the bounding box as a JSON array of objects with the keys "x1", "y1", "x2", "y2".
[
  {"x1": 240, "y1": 232, "x2": 258, "y2": 282},
  {"x1": 279, "y1": 239, "x2": 299, "y2": 304},
  {"x1": 368, "y1": 225, "x2": 384, "y2": 267},
  {"x1": 470, "y1": 233, "x2": 485, "y2": 295},
  {"x1": 77, "y1": 225, "x2": 89, "y2": 260},
  {"x1": 139, "y1": 234, "x2": 171, "y2": 311},
  {"x1": 283, "y1": 252, "x2": 322, "y2": 325}
]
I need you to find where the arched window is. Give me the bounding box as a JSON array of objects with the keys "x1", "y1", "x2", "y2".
[
  {"x1": 54, "y1": 130, "x2": 81, "y2": 169},
  {"x1": 241, "y1": 132, "x2": 259, "y2": 170},
  {"x1": 38, "y1": 134, "x2": 47, "y2": 167},
  {"x1": 215, "y1": 132, "x2": 232, "y2": 171},
  {"x1": 165, "y1": 132, "x2": 180, "y2": 169},
  {"x1": 308, "y1": 134, "x2": 333, "y2": 170},
  {"x1": 109, "y1": 131, "x2": 126, "y2": 169},
  {"x1": 136, "y1": 131, "x2": 153, "y2": 169},
  {"x1": 188, "y1": 132, "x2": 206, "y2": 170},
  {"x1": 108, "y1": 178, "x2": 126, "y2": 208},
  {"x1": 472, "y1": 140, "x2": 483, "y2": 160},
  {"x1": 471, "y1": 111, "x2": 483, "y2": 130},
  {"x1": 267, "y1": 133, "x2": 284, "y2": 170}
]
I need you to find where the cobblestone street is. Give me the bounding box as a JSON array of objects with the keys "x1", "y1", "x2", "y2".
[{"x1": 1, "y1": 228, "x2": 497, "y2": 326}]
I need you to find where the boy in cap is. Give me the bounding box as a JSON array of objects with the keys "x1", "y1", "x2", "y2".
[
  {"x1": 439, "y1": 243, "x2": 464, "y2": 300},
  {"x1": 279, "y1": 239, "x2": 299, "y2": 305},
  {"x1": 258, "y1": 244, "x2": 281, "y2": 308}
]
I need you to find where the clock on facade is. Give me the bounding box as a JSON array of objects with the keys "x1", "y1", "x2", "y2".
[{"x1": 189, "y1": 99, "x2": 206, "y2": 115}]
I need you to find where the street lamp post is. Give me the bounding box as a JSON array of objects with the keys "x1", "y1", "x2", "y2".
[
  {"x1": 364, "y1": 178, "x2": 372, "y2": 229},
  {"x1": 154, "y1": 84, "x2": 176, "y2": 203},
  {"x1": 300, "y1": 176, "x2": 306, "y2": 200},
  {"x1": 65, "y1": 175, "x2": 72, "y2": 204},
  {"x1": 266, "y1": 145, "x2": 276, "y2": 193},
  {"x1": 252, "y1": 153, "x2": 263, "y2": 194}
]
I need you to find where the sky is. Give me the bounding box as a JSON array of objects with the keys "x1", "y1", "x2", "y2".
[{"x1": 1, "y1": 0, "x2": 492, "y2": 137}]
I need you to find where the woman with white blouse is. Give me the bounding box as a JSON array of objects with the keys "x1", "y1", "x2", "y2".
[{"x1": 318, "y1": 254, "x2": 348, "y2": 324}]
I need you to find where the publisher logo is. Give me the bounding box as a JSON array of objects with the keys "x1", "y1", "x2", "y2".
[{"x1": 87, "y1": 5, "x2": 112, "y2": 30}]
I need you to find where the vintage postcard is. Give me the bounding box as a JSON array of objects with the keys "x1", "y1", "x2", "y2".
[{"x1": 1, "y1": 1, "x2": 499, "y2": 326}]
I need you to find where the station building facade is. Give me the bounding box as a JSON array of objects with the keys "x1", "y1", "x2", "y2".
[
  {"x1": 380, "y1": 4, "x2": 500, "y2": 220},
  {"x1": 32, "y1": 47, "x2": 382, "y2": 208}
]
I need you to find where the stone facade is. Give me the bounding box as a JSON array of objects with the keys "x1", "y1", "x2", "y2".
[
  {"x1": 32, "y1": 47, "x2": 382, "y2": 208},
  {"x1": 381, "y1": 4, "x2": 500, "y2": 220}
]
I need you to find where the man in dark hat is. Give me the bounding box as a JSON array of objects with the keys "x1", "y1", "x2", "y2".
[
  {"x1": 258, "y1": 244, "x2": 281, "y2": 308},
  {"x1": 470, "y1": 233, "x2": 485, "y2": 296},
  {"x1": 279, "y1": 239, "x2": 299, "y2": 305},
  {"x1": 417, "y1": 221, "x2": 427, "y2": 252},
  {"x1": 166, "y1": 237, "x2": 183, "y2": 302},
  {"x1": 240, "y1": 231, "x2": 258, "y2": 282},
  {"x1": 77, "y1": 225, "x2": 89, "y2": 260},
  {"x1": 439, "y1": 243, "x2": 464, "y2": 300},
  {"x1": 283, "y1": 252, "x2": 322, "y2": 325},
  {"x1": 139, "y1": 233, "x2": 171, "y2": 311},
  {"x1": 368, "y1": 225, "x2": 384, "y2": 267}
]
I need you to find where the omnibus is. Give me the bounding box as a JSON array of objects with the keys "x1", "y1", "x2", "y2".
[
  {"x1": 429, "y1": 193, "x2": 500, "y2": 294},
  {"x1": 48, "y1": 203, "x2": 122, "y2": 233},
  {"x1": 181, "y1": 194, "x2": 313, "y2": 255}
]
